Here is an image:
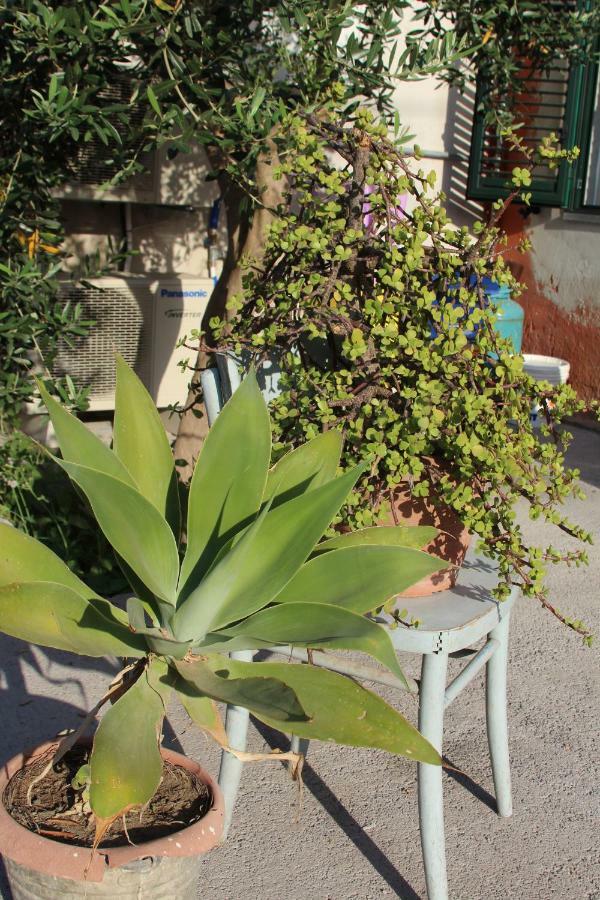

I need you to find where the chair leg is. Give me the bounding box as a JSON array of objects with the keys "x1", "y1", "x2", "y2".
[
  {"x1": 418, "y1": 650, "x2": 449, "y2": 900},
  {"x1": 290, "y1": 735, "x2": 310, "y2": 758},
  {"x1": 486, "y1": 612, "x2": 513, "y2": 818},
  {"x1": 218, "y1": 650, "x2": 253, "y2": 839},
  {"x1": 218, "y1": 704, "x2": 250, "y2": 840}
]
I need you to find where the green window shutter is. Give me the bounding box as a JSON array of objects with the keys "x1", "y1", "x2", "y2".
[
  {"x1": 467, "y1": 60, "x2": 585, "y2": 207},
  {"x1": 569, "y1": 49, "x2": 600, "y2": 209}
]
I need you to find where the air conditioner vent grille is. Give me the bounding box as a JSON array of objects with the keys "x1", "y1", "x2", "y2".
[
  {"x1": 67, "y1": 77, "x2": 149, "y2": 187},
  {"x1": 69, "y1": 147, "x2": 153, "y2": 188},
  {"x1": 53, "y1": 286, "x2": 152, "y2": 400}
]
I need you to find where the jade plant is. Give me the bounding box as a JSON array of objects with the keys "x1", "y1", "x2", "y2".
[
  {"x1": 0, "y1": 356, "x2": 445, "y2": 842},
  {"x1": 211, "y1": 108, "x2": 596, "y2": 641}
]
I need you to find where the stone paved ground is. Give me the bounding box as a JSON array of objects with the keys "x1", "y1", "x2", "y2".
[{"x1": 1, "y1": 427, "x2": 598, "y2": 900}]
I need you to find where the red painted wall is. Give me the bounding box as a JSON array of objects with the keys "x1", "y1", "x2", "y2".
[{"x1": 500, "y1": 205, "x2": 600, "y2": 402}]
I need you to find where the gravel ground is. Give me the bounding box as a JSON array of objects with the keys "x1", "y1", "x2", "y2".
[{"x1": 0, "y1": 427, "x2": 598, "y2": 900}]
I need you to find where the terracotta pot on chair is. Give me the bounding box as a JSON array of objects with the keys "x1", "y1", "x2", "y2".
[{"x1": 384, "y1": 482, "x2": 471, "y2": 597}]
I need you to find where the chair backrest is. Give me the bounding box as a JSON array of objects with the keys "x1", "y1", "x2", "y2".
[
  {"x1": 200, "y1": 355, "x2": 242, "y2": 427},
  {"x1": 200, "y1": 353, "x2": 281, "y2": 426}
]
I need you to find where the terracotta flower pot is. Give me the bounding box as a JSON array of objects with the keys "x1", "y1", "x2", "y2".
[
  {"x1": 385, "y1": 484, "x2": 471, "y2": 597},
  {"x1": 0, "y1": 739, "x2": 224, "y2": 899}
]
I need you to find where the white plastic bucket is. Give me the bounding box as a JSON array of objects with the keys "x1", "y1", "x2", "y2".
[
  {"x1": 522, "y1": 353, "x2": 570, "y2": 385},
  {"x1": 523, "y1": 354, "x2": 571, "y2": 428}
]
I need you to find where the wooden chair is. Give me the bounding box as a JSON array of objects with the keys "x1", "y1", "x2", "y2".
[{"x1": 202, "y1": 359, "x2": 518, "y2": 900}]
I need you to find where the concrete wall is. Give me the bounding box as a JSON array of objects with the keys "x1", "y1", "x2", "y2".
[{"x1": 500, "y1": 205, "x2": 600, "y2": 400}]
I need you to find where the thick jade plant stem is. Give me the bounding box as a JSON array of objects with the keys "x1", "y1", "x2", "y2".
[{"x1": 0, "y1": 356, "x2": 447, "y2": 836}]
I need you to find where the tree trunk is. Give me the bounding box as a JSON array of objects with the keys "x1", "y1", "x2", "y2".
[{"x1": 173, "y1": 138, "x2": 285, "y2": 480}]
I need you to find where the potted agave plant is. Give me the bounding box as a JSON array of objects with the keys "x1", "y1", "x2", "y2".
[{"x1": 0, "y1": 357, "x2": 444, "y2": 898}]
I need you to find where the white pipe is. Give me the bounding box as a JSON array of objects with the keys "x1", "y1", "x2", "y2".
[{"x1": 407, "y1": 147, "x2": 468, "y2": 162}]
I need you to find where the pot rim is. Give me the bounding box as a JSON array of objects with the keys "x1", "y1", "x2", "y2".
[{"x1": 0, "y1": 738, "x2": 224, "y2": 883}]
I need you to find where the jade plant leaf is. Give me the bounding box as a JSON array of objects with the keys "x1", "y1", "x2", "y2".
[
  {"x1": 113, "y1": 354, "x2": 180, "y2": 537},
  {"x1": 50, "y1": 459, "x2": 180, "y2": 605},
  {"x1": 178, "y1": 370, "x2": 271, "y2": 597},
  {"x1": 275, "y1": 545, "x2": 448, "y2": 613},
  {"x1": 89, "y1": 658, "x2": 171, "y2": 822},
  {"x1": 314, "y1": 525, "x2": 438, "y2": 553},
  {"x1": 0, "y1": 582, "x2": 146, "y2": 657},
  {"x1": 207, "y1": 601, "x2": 407, "y2": 684},
  {"x1": 263, "y1": 430, "x2": 343, "y2": 507},
  {"x1": 201, "y1": 656, "x2": 440, "y2": 764},
  {"x1": 174, "y1": 656, "x2": 306, "y2": 722},
  {"x1": 36, "y1": 380, "x2": 134, "y2": 487},
  {"x1": 173, "y1": 463, "x2": 368, "y2": 641}
]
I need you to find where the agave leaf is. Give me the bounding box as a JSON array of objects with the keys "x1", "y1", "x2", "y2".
[
  {"x1": 193, "y1": 632, "x2": 256, "y2": 651},
  {"x1": 263, "y1": 431, "x2": 343, "y2": 507},
  {"x1": 213, "y1": 657, "x2": 440, "y2": 765},
  {"x1": 124, "y1": 596, "x2": 189, "y2": 656},
  {"x1": 146, "y1": 637, "x2": 191, "y2": 658},
  {"x1": 174, "y1": 656, "x2": 306, "y2": 722},
  {"x1": 89, "y1": 658, "x2": 170, "y2": 822},
  {"x1": 276, "y1": 545, "x2": 448, "y2": 614},
  {"x1": 115, "y1": 555, "x2": 162, "y2": 625},
  {"x1": 314, "y1": 525, "x2": 438, "y2": 553},
  {"x1": 126, "y1": 596, "x2": 150, "y2": 633},
  {"x1": 0, "y1": 526, "x2": 146, "y2": 639},
  {"x1": 0, "y1": 524, "x2": 101, "y2": 599},
  {"x1": 127, "y1": 597, "x2": 190, "y2": 659},
  {"x1": 0, "y1": 582, "x2": 146, "y2": 657},
  {"x1": 173, "y1": 677, "x2": 228, "y2": 746},
  {"x1": 212, "y1": 602, "x2": 407, "y2": 684},
  {"x1": 36, "y1": 380, "x2": 134, "y2": 486},
  {"x1": 173, "y1": 463, "x2": 368, "y2": 641},
  {"x1": 113, "y1": 355, "x2": 180, "y2": 537},
  {"x1": 178, "y1": 371, "x2": 271, "y2": 598},
  {"x1": 183, "y1": 430, "x2": 342, "y2": 584},
  {"x1": 50, "y1": 459, "x2": 179, "y2": 605}
]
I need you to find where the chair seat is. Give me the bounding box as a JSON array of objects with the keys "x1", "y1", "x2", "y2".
[{"x1": 377, "y1": 547, "x2": 519, "y2": 655}]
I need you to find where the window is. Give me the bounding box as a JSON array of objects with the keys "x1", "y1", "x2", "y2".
[{"x1": 467, "y1": 47, "x2": 600, "y2": 211}]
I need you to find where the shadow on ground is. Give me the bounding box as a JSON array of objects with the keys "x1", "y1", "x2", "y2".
[
  {"x1": 0, "y1": 635, "x2": 115, "y2": 759},
  {"x1": 253, "y1": 718, "x2": 423, "y2": 900},
  {"x1": 565, "y1": 425, "x2": 600, "y2": 489}
]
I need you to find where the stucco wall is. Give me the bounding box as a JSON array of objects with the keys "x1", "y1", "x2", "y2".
[
  {"x1": 499, "y1": 205, "x2": 600, "y2": 401},
  {"x1": 391, "y1": 70, "x2": 484, "y2": 228},
  {"x1": 527, "y1": 210, "x2": 600, "y2": 315}
]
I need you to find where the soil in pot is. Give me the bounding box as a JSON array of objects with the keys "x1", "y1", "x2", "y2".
[{"x1": 3, "y1": 745, "x2": 212, "y2": 849}]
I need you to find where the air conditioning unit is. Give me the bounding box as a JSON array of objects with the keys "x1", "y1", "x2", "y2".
[
  {"x1": 52, "y1": 275, "x2": 213, "y2": 411},
  {"x1": 56, "y1": 142, "x2": 215, "y2": 207},
  {"x1": 56, "y1": 150, "x2": 161, "y2": 205},
  {"x1": 51, "y1": 77, "x2": 157, "y2": 204},
  {"x1": 53, "y1": 76, "x2": 216, "y2": 206}
]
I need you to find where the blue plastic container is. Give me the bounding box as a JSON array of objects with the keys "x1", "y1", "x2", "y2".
[
  {"x1": 430, "y1": 275, "x2": 524, "y2": 352},
  {"x1": 483, "y1": 277, "x2": 524, "y2": 353}
]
